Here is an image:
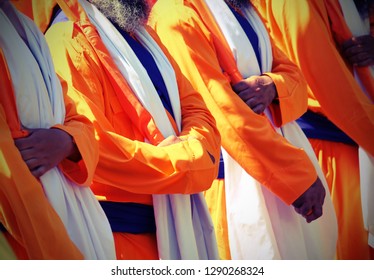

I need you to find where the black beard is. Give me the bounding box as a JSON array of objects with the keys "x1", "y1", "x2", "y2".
[
  {"x1": 224, "y1": 0, "x2": 249, "y2": 10},
  {"x1": 91, "y1": 0, "x2": 150, "y2": 33}
]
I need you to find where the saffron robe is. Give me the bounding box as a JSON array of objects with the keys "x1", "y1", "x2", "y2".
[
  {"x1": 0, "y1": 24, "x2": 100, "y2": 259},
  {"x1": 149, "y1": 0, "x2": 336, "y2": 259},
  {"x1": 253, "y1": 0, "x2": 374, "y2": 259},
  {"x1": 43, "y1": 0, "x2": 220, "y2": 259}
]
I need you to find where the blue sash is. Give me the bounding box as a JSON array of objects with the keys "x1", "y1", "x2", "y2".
[
  {"x1": 218, "y1": 152, "x2": 225, "y2": 179},
  {"x1": 99, "y1": 201, "x2": 156, "y2": 234},
  {"x1": 296, "y1": 110, "x2": 357, "y2": 146},
  {"x1": 118, "y1": 28, "x2": 175, "y2": 119},
  {"x1": 228, "y1": 5, "x2": 261, "y2": 69}
]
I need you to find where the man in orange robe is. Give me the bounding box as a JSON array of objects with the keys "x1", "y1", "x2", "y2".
[
  {"x1": 19, "y1": 0, "x2": 221, "y2": 259},
  {"x1": 253, "y1": 0, "x2": 374, "y2": 259},
  {"x1": 150, "y1": 0, "x2": 336, "y2": 259},
  {"x1": 0, "y1": 0, "x2": 100, "y2": 259}
]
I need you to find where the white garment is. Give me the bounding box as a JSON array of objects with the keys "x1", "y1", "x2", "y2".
[
  {"x1": 0, "y1": 3, "x2": 115, "y2": 260},
  {"x1": 78, "y1": 0, "x2": 219, "y2": 259},
  {"x1": 339, "y1": 0, "x2": 374, "y2": 248},
  {"x1": 205, "y1": 0, "x2": 338, "y2": 259}
]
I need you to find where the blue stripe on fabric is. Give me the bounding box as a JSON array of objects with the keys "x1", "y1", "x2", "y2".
[
  {"x1": 116, "y1": 27, "x2": 175, "y2": 119},
  {"x1": 296, "y1": 110, "x2": 357, "y2": 146},
  {"x1": 228, "y1": 5, "x2": 262, "y2": 69},
  {"x1": 99, "y1": 201, "x2": 156, "y2": 234},
  {"x1": 217, "y1": 152, "x2": 225, "y2": 179}
]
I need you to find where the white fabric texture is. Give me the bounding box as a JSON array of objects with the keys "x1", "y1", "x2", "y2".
[
  {"x1": 0, "y1": 3, "x2": 115, "y2": 260},
  {"x1": 205, "y1": 0, "x2": 337, "y2": 259},
  {"x1": 78, "y1": 0, "x2": 219, "y2": 259},
  {"x1": 339, "y1": 0, "x2": 374, "y2": 248}
]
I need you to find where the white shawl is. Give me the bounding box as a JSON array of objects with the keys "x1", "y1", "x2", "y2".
[
  {"x1": 0, "y1": 3, "x2": 115, "y2": 260},
  {"x1": 339, "y1": 0, "x2": 374, "y2": 248},
  {"x1": 78, "y1": 0, "x2": 219, "y2": 260},
  {"x1": 205, "y1": 0, "x2": 338, "y2": 259}
]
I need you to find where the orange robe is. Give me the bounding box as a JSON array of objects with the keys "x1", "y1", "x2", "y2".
[
  {"x1": 150, "y1": 0, "x2": 318, "y2": 259},
  {"x1": 0, "y1": 47, "x2": 95, "y2": 259},
  {"x1": 253, "y1": 0, "x2": 374, "y2": 259},
  {"x1": 42, "y1": 0, "x2": 220, "y2": 259}
]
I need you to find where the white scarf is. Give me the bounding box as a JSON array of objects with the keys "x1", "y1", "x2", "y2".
[
  {"x1": 339, "y1": 0, "x2": 374, "y2": 248},
  {"x1": 205, "y1": 0, "x2": 338, "y2": 259},
  {"x1": 0, "y1": 3, "x2": 115, "y2": 260},
  {"x1": 78, "y1": 0, "x2": 219, "y2": 259}
]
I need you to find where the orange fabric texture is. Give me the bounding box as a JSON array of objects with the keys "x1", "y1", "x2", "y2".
[
  {"x1": 11, "y1": 0, "x2": 57, "y2": 33},
  {"x1": 150, "y1": 0, "x2": 317, "y2": 206},
  {"x1": 43, "y1": 0, "x2": 220, "y2": 258},
  {"x1": 253, "y1": 0, "x2": 374, "y2": 259},
  {"x1": 310, "y1": 139, "x2": 369, "y2": 259},
  {"x1": 113, "y1": 232, "x2": 158, "y2": 260},
  {"x1": 253, "y1": 0, "x2": 374, "y2": 156},
  {"x1": 0, "y1": 50, "x2": 83, "y2": 260}
]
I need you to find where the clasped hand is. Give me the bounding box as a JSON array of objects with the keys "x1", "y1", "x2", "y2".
[
  {"x1": 292, "y1": 177, "x2": 326, "y2": 223},
  {"x1": 14, "y1": 128, "x2": 77, "y2": 178},
  {"x1": 341, "y1": 35, "x2": 374, "y2": 67},
  {"x1": 232, "y1": 75, "x2": 277, "y2": 114}
]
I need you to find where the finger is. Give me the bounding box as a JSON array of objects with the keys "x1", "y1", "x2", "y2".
[
  {"x1": 306, "y1": 206, "x2": 323, "y2": 223},
  {"x1": 297, "y1": 203, "x2": 312, "y2": 217},
  {"x1": 251, "y1": 103, "x2": 265, "y2": 114},
  {"x1": 244, "y1": 96, "x2": 259, "y2": 108},
  {"x1": 25, "y1": 158, "x2": 42, "y2": 171},
  {"x1": 31, "y1": 165, "x2": 48, "y2": 178},
  {"x1": 238, "y1": 89, "x2": 258, "y2": 100},
  {"x1": 341, "y1": 37, "x2": 358, "y2": 50},
  {"x1": 354, "y1": 58, "x2": 374, "y2": 67},
  {"x1": 232, "y1": 79, "x2": 258, "y2": 93},
  {"x1": 14, "y1": 137, "x2": 34, "y2": 151},
  {"x1": 17, "y1": 148, "x2": 36, "y2": 161}
]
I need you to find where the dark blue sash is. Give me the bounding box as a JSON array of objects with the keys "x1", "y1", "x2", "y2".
[
  {"x1": 99, "y1": 201, "x2": 156, "y2": 234},
  {"x1": 296, "y1": 110, "x2": 357, "y2": 146},
  {"x1": 228, "y1": 5, "x2": 262, "y2": 69},
  {"x1": 0, "y1": 203, "x2": 156, "y2": 234},
  {"x1": 118, "y1": 28, "x2": 175, "y2": 119},
  {"x1": 217, "y1": 152, "x2": 225, "y2": 179}
]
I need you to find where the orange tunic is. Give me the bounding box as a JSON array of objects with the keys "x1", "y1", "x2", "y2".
[
  {"x1": 253, "y1": 0, "x2": 374, "y2": 259},
  {"x1": 44, "y1": 0, "x2": 221, "y2": 259},
  {"x1": 149, "y1": 0, "x2": 318, "y2": 259},
  {"x1": 253, "y1": 0, "x2": 374, "y2": 156},
  {"x1": 0, "y1": 49, "x2": 90, "y2": 260},
  {"x1": 150, "y1": 0, "x2": 317, "y2": 208}
]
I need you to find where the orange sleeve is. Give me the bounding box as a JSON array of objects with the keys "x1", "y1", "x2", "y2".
[
  {"x1": 254, "y1": 0, "x2": 374, "y2": 156},
  {"x1": 150, "y1": 1, "x2": 317, "y2": 205},
  {"x1": 53, "y1": 80, "x2": 99, "y2": 187},
  {"x1": 266, "y1": 42, "x2": 308, "y2": 126},
  {"x1": 45, "y1": 21, "x2": 220, "y2": 195},
  {"x1": 0, "y1": 53, "x2": 82, "y2": 260}
]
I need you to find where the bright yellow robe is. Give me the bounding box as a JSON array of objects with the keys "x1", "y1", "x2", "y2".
[
  {"x1": 150, "y1": 0, "x2": 318, "y2": 259},
  {"x1": 41, "y1": 0, "x2": 220, "y2": 259},
  {"x1": 253, "y1": 0, "x2": 374, "y2": 259}
]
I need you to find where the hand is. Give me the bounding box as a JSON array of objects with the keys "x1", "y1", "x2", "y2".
[
  {"x1": 341, "y1": 35, "x2": 374, "y2": 67},
  {"x1": 14, "y1": 128, "x2": 78, "y2": 178},
  {"x1": 232, "y1": 75, "x2": 277, "y2": 114},
  {"x1": 292, "y1": 177, "x2": 326, "y2": 223}
]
